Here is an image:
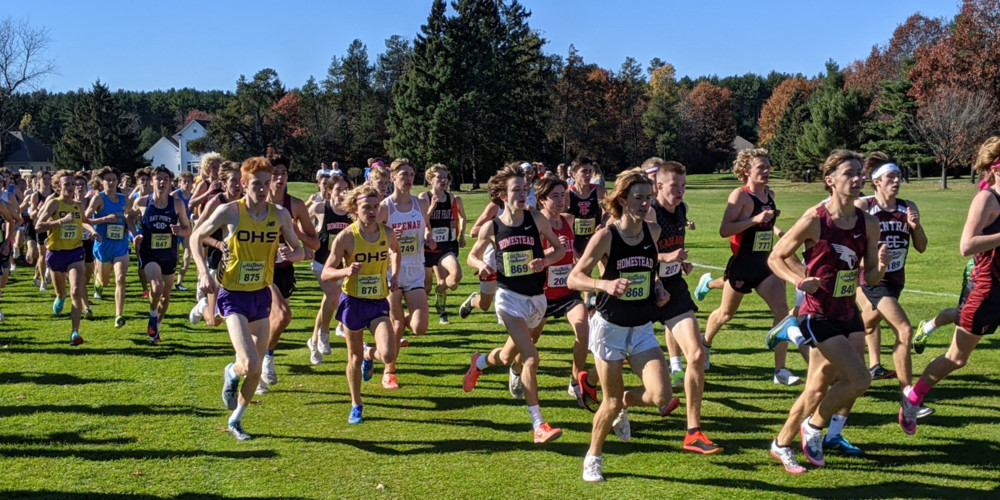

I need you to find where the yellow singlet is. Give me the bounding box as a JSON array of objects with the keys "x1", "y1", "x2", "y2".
[
  {"x1": 47, "y1": 199, "x2": 83, "y2": 251},
  {"x1": 342, "y1": 222, "x2": 390, "y2": 300},
  {"x1": 220, "y1": 199, "x2": 280, "y2": 292}
]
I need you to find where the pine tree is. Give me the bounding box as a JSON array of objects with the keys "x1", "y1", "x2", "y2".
[
  {"x1": 769, "y1": 88, "x2": 812, "y2": 180},
  {"x1": 796, "y1": 61, "x2": 871, "y2": 168},
  {"x1": 54, "y1": 80, "x2": 143, "y2": 171},
  {"x1": 861, "y1": 74, "x2": 935, "y2": 179}
]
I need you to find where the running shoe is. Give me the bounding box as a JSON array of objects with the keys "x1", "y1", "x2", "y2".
[
  {"x1": 703, "y1": 341, "x2": 711, "y2": 371},
  {"x1": 348, "y1": 404, "x2": 363, "y2": 424},
  {"x1": 142, "y1": 289, "x2": 149, "y2": 299},
  {"x1": 228, "y1": 421, "x2": 251, "y2": 441},
  {"x1": 69, "y1": 332, "x2": 85, "y2": 346},
  {"x1": 916, "y1": 404, "x2": 935, "y2": 419},
  {"x1": 149, "y1": 332, "x2": 161, "y2": 345},
  {"x1": 147, "y1": 314, "x2": 158, "y2": 339},
  {"x1": 659, "y1": 397, "x2": 680, "y2": 417},
  {"x1": 694, "y1": 273, "x2": 713, "y2": 301},
  {"x1": 382, "y1": 372, "x2": 399, "y2": 390},
  {"x1": 53, "y1": 297, "x2": 65, "y2": 315},
  {"x1": 39, "y1": 280, "x2": 47, "y2": 292},
  {"x1": 174, "y1": 283, "x2": 189, "y2": 292},
  {"x1": 582, "y1": 455, "x2": 604, "y2": 482},
  {"x1": 0, "y1": 310, "x2": 4, "y2": 323},
  {"x1": 222, "y1": 363, "x2": 239, "y2": 410},
  {"x1": 361, "y1": 343, "x2": 374, "y2": 382},
  {"x1": 439, "y1": 313, "x2": 450, "y2": 326},
  {"x1": 671, "y1": 369, "x2": 685, "y2": 388},
  {"x1": 683, "y1": 430, "x2": 721, "y2": 454},
  {"x1": 567, "y1": 379, "x2": 580, "y2": 400},
  {"x1": 773, "y1": 368, "x2": 803, "y2": 386},
  {"x1": 83, "y1": 307, "x2": 93, "y2": 320},
  {"x1": 463, "y1": 353, "x2": 483, "y2": 392},
  {"x1": 435, "y1": 292, "x2": 446, "y2": 316},
  {"x1": 508, "y1": 365, "x2": 524, "y2": 399},
  {"x1": 823, "y1": 434, "x2": 862, "y2": 455},
  {"x1": 115, "y1": 315, "x2": 126, "y2": 328},
  {"x1": 189, "y1": 297, "x2": 207, "y2": 325},
  {"x1": 33, "y1": 278, "x2": 40, "y2": 288},
  {"x1": 399, "y1": 338, "x2": 409, "y2": 348},
  {"x1": 262, "y1": 354, "x2": 278, "y2": 385},
  {"x1": 93, "y1": 284, "x2": 103, "y2": 300},
  {"x1": 307, "y1": 337, "x2": 323, "y2": 365},
  {"x1": 459, "y1": 292, "x2": 477, "y2": 319},
  {"x1": 766, "y1": 315, "x2": 797, "y2": 350},
  {"x1": 318, "y1": 330, "x2": 332, "y2": 355},
  {"x1": 576, "y1": 370, "x2": 599, "y2": 412},
  {"x1": 799, "y1": 418, "x2": 826, "y2": 467},
  {"x1": 913, "y1": 320, "x2": 932, "y2": 354},
  {"x1": 255, "y1": 380, "x2": 269, "y2": 395},
  {"x1": 335, "y1": 323, "x2": 346, "y2": 338},
  {"x1": 532, "y1": 422, "x2": 562, "y2": 444},
  {"x1": 899, "y1": 395, "x2": 919, "y2": 435},
  {"x1": 770, "y1": 439, "x2": 807, "y2": 474},
  {"x1": 869, "y1": 364, "x2": 897, "y2": 380},
  {"x1": 612, "y1": 409, "x2": 631, "y2": 442}
]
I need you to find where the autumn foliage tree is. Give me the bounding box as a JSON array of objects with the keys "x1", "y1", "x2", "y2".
[
  {"x1": 676, "y1": 81, "x2": 736, "y2": 173},
  {"x1": 845, "y1": 13, "x2": 947, "y2": 99},
  {"x1": 758, "y1": 77, "x2": 815, "y2": 147}
]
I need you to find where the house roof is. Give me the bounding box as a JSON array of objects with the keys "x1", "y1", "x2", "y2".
[
  {"x1": 192, "y1": 119, "x2": 211, "y2": 128},
  {"x1": 166, "y1": 136, "x2": 179, "y2": 147},
  {"x1": 4, "y1": 131, "x2": 53, "y2": 163},
  {"x1": 731, "y1": 135, "x2": 754, "y2": 151}
]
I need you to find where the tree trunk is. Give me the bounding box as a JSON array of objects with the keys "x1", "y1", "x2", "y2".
[{"x1": 941, "y1": 165, "x2": 948, "y2": 189}]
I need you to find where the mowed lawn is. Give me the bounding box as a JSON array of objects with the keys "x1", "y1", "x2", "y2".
[{"x1": 0, "y1": 176, "x2": 997, "y2": 499}]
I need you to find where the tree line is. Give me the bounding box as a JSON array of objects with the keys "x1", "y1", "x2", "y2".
[{"x1": 5, "y1": 0, "x2": 999, "y2": 188}]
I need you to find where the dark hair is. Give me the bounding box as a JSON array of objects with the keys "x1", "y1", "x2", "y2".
[
  {"x1": 152, "y1": 166, "x2": 174, "y2": 179},
  {"x1": 270, "y1": 153, "x2": 291, "y2": 169},
  {"x1": 535, "y1": 177, "x2": 567, "y2": 202},
  {"x1": 821, "y1": 150, "x2": 865, "y2": 193},
  {"x1": 487, "y1": 163, "x2": 524, "y2": 206},
  {"x1": 571, "y1": 156, "x2": 594, "y2": 172}
]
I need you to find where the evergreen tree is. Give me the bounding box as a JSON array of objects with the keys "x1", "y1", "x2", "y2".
[
  {"x1": 861, "y1": 74, "x2": 935, "y2": 179},
  {"x1": 796, "y1": 61, "x2": 871, "y2": 168},
  {"x1": 769, "y1": 88, "x2": 812, "y2": 180},
  {"x1": 207, "y1": 69, "x2": 286, "y2": 161},
  {"x1": 54, "y1": 80, "x2": 143, "y2": 171},
  {"x1": 641, "y1": 63, "x2": 681, "y2": 160}
]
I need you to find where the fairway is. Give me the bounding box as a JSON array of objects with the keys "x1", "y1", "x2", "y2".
[{"x1": 1, "y1": 177, "x2": 997, "y2": 499}]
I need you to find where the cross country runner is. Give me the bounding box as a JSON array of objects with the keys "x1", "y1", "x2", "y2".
[
  {"x1": 86, "y1": 167, "x2": 133, "y2": 328},
  {"x1": 28, "y1": 170, "x2": 55, "y2": 291},
  {"x1": 307, "y1": 174, "x2": 352, "y2": 364},
  {"x1": 193, "y1": 156, "x2": 303, "y2": 440},
  {"x1": 565, "y1": 157, "x2": 605, "y2": 311},
  {"x1": 189, "y1": 163, "x2": 243, "y2": 327},
  {"x1": 463, "y1": 163, "x2": 565, "y2": 444},
  {"x1": 419, "y1": 164, "x2": 466, "y2": 326},
  {"x1": 459, "y1": 200, "x2": 501, "y2": 319},
  {"x1": 76, "y1": 174, "x2": 98, "y2": 320},
  {"x1": 172, "y1": 171, "x2": 195, "y2": 292}
]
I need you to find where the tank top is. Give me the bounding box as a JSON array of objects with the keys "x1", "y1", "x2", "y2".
[
  {"x1": 651, "y1": 199, "x2": 688, "y2": 288},
  {"x1": 426, "y1": 192, "x2": 458, "y2": 248},
  {"x1": 274, "y1": 192, "x2": 296, "y2": 269},
  {"x1": 220, "y1": 199, "x2": 280, "y2": 292},
  {"x1": 799, "y1": 204, "x2": 867, "y2": 321},
  {"x1": 595, "y1": 222, "x2": 658, "y2": 327},
  {"x1": 860, "y1": 196, "x2": 911, "y2": 286},
  {"x1": 730, "y1": 187, "x2": 777, "y2": 264},
  {"x1": 95, "y1": 192, "x2": 127, "y2": 242},
  {"x1": 969, "y1": 189, "x2": 1000, "y2": 291},
  {"x1": 544, "y1": 215, "x2": 576, "y2": 301},
  {"x1": 387, "y1": 195, "x2": 425, "y2": 266},
  {"x1": 493, "y1": 211, "x2": 545, "y2": 296},
  {"x1": 567, "y1": 186, "x2": 601, "y2": 239},
  {"x1": 140, "y1": 195, "x2": 178, "y2": 259},
  {"x1": 342, "y1": 222, "x2": 390, "y2": 300},
  {"x1": 46, "y1": 199, "x2": 83, "y2": 251},
  {"x1": 175, "y1": 189, "x2": 192, "y2": 215},
  {"x1": 314, "y1": 200, "x2": 352, "y2": 264}
]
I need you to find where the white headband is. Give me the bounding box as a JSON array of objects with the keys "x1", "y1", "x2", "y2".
[{"x1": 871, "y1": 163, "x2": 900, "y2": 180}]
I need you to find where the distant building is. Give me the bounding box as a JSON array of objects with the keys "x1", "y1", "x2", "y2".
[
  {"x1": 4, "y1": 131, "x2": 55, "y2": 172},
  {"x1": 731, "y1": 135, "x2": 754, "y2": 152},
  {"x1": 143, "y1": 119, "x2": 216, "y2": 176}
]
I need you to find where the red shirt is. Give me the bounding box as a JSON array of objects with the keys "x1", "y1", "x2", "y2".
[{"x1": 544, "y1": 216, "x2": 576, "y2": 301}]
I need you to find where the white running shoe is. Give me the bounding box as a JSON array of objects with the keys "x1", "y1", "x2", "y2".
[
  {"x1": 800, "y1": 418, "x2": 826, "y2": 467},
  {"x1": 770, "y1": 439, "x2": 807, "y2": 474},
  {"x1": 335, "y1": 323, "x2": 346, "y2": 338},
  {"x1": 262, "y1": 354, "x2": 278, "y2": 385},
  {"x1": 318, "y1": 329, "x2": 332, "y2": 355},
  {"x1": 612, "y1": 408, "x2": 631, "y2": 442},
  {"x1": 582, "y1": 455, "x2": 604, "y2": 482},
  {"x1": 255, "y1": 380, "x2": 269, "y2": 395},
  {"x1": 189, "y1": 297, "x2": 207, "y2": 325},
  {"x1": 508, "y1": 365, "x2": 524, "y2": 399},
  {"x1": 307, "y1": 337, "x2": 323, "y2": 365},
  {"x1": 773, "y1": 368, "x2": 803, "y2": 386}
]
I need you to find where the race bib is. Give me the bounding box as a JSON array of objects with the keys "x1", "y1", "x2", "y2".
[
  {"x1": 887, "y1": 248, "x2": 907, "y2": 273},
  {"x1": 432, "y1": 227, "x2": 451, "y2": 243},
  {"x1": 237, "y1": 260, "x2": 265, "y2": 285},
  {"x1": 106, "y1": 224, "x2": 124, "y2": 241},
  {"x1": 356, "y1": 274, "x2": 384, "y2": 298},
  {"x1": 574, "y1": 218, "x2": 596, "y2": 236},
  {"x1": 503, "y1": 249, "x2": 533, "y2": 277},
  {"x1": 547, "y1": 264, "x2": 572, "y2": 289},
  {"x1": 151, "y1": 233, "x2": 172, "y2": 249},
  {"x1": 659, "y1": 261, "x2": 681, "y2": 278},
  {"x1": 620, "y1": 271, "x2": 651, "y2": 301},
  {"x1": 833, "y1": 269, "x2": 859, "y2": 298},
  {"x1": 60, "y1": 223, "x2": 79, "y2": 241},
  {"x1": 398, "y1": 233, "x2": 418, "y2": 255},
  {"x1": 753, "y1": 231, "x2": 773, "y2": 252}
]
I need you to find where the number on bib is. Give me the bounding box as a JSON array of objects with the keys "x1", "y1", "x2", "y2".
[
  {"x1": 833, "y1": 269, "x2": 859, "y2": 298},
  {"x1": 620, "y1": 271, "x2": 651, "y2": 301},
  {"x1": 886, "y1": 248, "x2": 907, "y2": 273},
  {"x1": 547, "y1": 264, "x2": 572, "y2": 289},
  {"x1": 151, "y1": 233, "x2": 172, "y2": 249},
  {"x1": 659, "y1": 261, "x2": 681, "y2": 278},
  {"x1": 356, "y1": 274, "x2": 384, "y2": 298},
  {"x1": 503, "y1": 249, "x2": 534, "y2": 277},
  {"x1": 753, "y1": 231, "x2": 773, "y2": 252},
  {"x1": 574, "y1": 218, "x2": 596, "y2": 236},
  {"x1": 432, "y1": 227, "x2": 451, "y2": 243},
  {"x1": 237, "y1": 260, "x2": 266, "y2": 285},
  {"x1": 398, "y1": 233, "x2": 418, "y2": 255},
  {"x1": 106, "y1": 224, "x2": 124, "y2": 240},
  {"x1": 60, "y1": 223, "x2": 78, "y2": 241}
]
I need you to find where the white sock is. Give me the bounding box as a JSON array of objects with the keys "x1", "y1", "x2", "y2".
[
  {"x1": 229, "y1": 404, "x2": 247, "y2": 425},
  {"x1": 922, "y1": 320, "x2": 936, "y2": 334},
  {"x1": 226, "y1": 364, "x2": 239, "y2": 381},
  {"x1": 475, "y1": 354, "x2": 489, "y2": 371},
  {"x1": 826, "y1": 414, "x2": 847, "y2": 441},
  {"x1": 149, "y1": 309, "x2": 158, "y2": 318},
  {"x1": 787, "y1": 324, "x2": 806, "y2": 347},
  {"x1": 670, "y1": 356, "x2": 683, "y2": 372},
  {"x1": 528, "y1": 405, "x2": 544, "y2": 429}
]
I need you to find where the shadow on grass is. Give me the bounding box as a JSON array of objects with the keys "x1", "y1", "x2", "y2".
[
  {"x1": 0, "y1": 431, "x2": 136, "y2": 446},
  {"x1": 0, "y1": 492, "x2": 304, "y2": 500},
  {"x1": 0, "y1": 404, "x2": 219, "y2": 418},
  {"x1": 0, "y1": 372, "x2": 126, "y2": 385},
  {"x1": 0, "y1": 448, "x2": 278, "y2": 461}
]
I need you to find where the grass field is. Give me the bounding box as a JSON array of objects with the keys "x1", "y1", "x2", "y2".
[{"x1": 0, "y1": 176, "x2": 997, "y2": 499}]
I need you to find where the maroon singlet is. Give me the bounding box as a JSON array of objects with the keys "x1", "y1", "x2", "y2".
[{"x1": 799, "y1": 204, "x2": 867, "y2": 321}]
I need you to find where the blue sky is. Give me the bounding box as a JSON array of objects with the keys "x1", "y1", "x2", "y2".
[{"x1": 10, "y1": 0, "x2": 960, "y2": 93}]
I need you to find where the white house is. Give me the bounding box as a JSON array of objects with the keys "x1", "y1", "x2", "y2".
[
  {"x1": 143, "y1": 119, "x2": 215, "y2": 176},
  {"x1": 4, "y1": 131, "x2": 55, "y2": 173}
]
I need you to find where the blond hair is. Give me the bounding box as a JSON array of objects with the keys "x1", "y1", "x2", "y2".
[
  {"x1": 199, "y1": 153, "x2": 224, "y2": 179},
  {"x1": 341, "y1": 184, "x2": 382, "y2": 220},
  {"x1": 974, "y1": 136, "x2": 1000, "y2": 186},
  {"x1": 603, "y1": 168, "x2": 653, "y2": 220},
  {"x1": 733, "y1": 148, "x2": 769, "y2": 183},
  {"x1": 425, "y1": 163, "x2": 449, "y2": 183}
]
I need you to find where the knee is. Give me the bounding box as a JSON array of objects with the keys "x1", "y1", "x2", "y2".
[
  {"x1": 653, "y1": 386, "x2": 673, "y2": 408},
  {"x1": 851, "y1": 371, "x2": 872, "y2": 396},
  {"x1": 377, "y1": 344, "x2": 397, "y2": 364},
  {"x1": 520, "y1": 353, "x2": 539, "y2": 371},
  {"x1": 715, "y1": 310, "x2": 734, "y2": 326},
  {"x1": 947, "y1": 350, "x2": 970, "y2": 370},
  {"x1": 240, "y1": 358, "x2": 261, "y2": 378},
  {"x1": 897, "y1": 325, "x2": 914, "y2": 344},
  {"x1": 687, "y1": 347, "x2": 705, "y2": 367},
  {"x1": 600, "y1": 396, "x2": 624, "y2": 416}
]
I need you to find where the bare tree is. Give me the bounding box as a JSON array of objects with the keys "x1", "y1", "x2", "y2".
[
  {"x1": 0, "y1": 17, "x2": 55, "y2": 140},
  {"x1": 907, "y1": 86, "x2": 999, "y2": 189}
]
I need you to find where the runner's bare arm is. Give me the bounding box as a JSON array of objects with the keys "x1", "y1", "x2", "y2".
[
  {"x1": 532, "y1": 210, "x2": 564, "y2": 270},
  {"x1": 469, "y1": 201, "x2": 498, "y2": 239},
  {"x1": 960, "y1": 190, "x2": 1000, "y2": 257},
  {"x1": 171, "y1": 196, "x2": 192, "y2": 238},
  {"x1": 456, "y1": 196, "x2": 467, "y2": 247},
  {"x1": 191, "y1": 202, "x2": 237, "y2": 277},
  {"x1": 275, "y1": 205, "x2": 304, "y2": 263},
  {"x1": 418, "y1": 196, "x2": 437, "y2": 250},
  {"x1": 321, "y1": 231, "x2": 355, "y2": 282},
  {"x1": 292, "y1": 198, "x2": 319, "y2": 250},
  {"x1": 34, "y1": 198, "x2": 64, "y2": 233},
  {"x1": 719, "y1": 188, "x2": 760, "y2": 237},
  {"x1": 385, "y1": 224, "x2": 402, "y2": 291},
  {"x1": 863, "y1": 212, "x2": 889, "y2": 285},
  {"x1": 568, "y1": 226, "x2": 621, "y2": 295},
  {"x1": 467, "y1": 223, "x2": 494, "y2": 276},
  {"x1": 907, "y1": 201, "x2": 928, "y2": 253},
  {"x1": 769, "y1": 208, "x2": 821, "y2": 292}
]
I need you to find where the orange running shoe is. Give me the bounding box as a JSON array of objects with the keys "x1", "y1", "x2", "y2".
[
  {"x1": 576, "y1": 370, "x2": 599, "y2": 412},
  {"x1": 463, "y1": 353, "x2": 483, "y2": 392},
  {"x1": 382, "y1": 372, "x2": 399, "y2": 390},
  {"x1": 683, "y1": 430, "x2": 722, "y2": 454},
  {"x1": 533, "y1": 422, "x2": 563, "y2": 444},
  {"x1": 659, "y1": 397, "x2": 680, "y2": 417}
]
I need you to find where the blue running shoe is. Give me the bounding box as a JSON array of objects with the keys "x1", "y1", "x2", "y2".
[
  {"x1": 766, "y1": 315, "x2": 798, "y2": 350},
  {"x1": 53, "y1": 297, "x2": 65, "y2": 315},
  {"x1": 361, "y1": 343, "x2": 374, "y2": 382},
  {"x1": 348, "y1": 404, "x2": 363, "y2": 424},
  {"x1": 695, "y1": 273, "x2": 713, "y2": 301},
  {"x1": 823, "y1": 434, "x2": 862, "y2": 455}
]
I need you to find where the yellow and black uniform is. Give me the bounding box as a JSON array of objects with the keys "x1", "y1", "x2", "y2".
[
  {"x1": 336, "y1": 222, "x2": 391, "y2": 331},
  {"x1": 44, "y1": 199, "x2": 85, "y2": 273},
  {"x1": 216, "y1": 199, "x2": 280, "y2": 323}
]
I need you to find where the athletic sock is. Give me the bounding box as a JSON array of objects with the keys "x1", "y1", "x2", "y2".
[
  {"x1": 670, "y1": 356, "x2": 683, "y2": 372},
  {"x1": 527, "y1": 405, "x2": 543, "y2": 430},
  {"x1": 825, "y1": 414, "x2": 847, "y2": 441},
  {"x1": 149, "y1": 309, "x2": 158, "y2": 318},
  {"x1": 909, "y1": 378, "x2": 932, "y2": 406},
  {"x1": 226, "y1": 364, "x2": 239, "y2": 381},
  {"x1": 922, "y1": 319, "x2": 936, "y2": 334},
  {"x1": 266, "y1": 350, "x2": 274, "y2": 357},
  {"x1": 475, "y1": 354, "x2": 489, "y2": 371},
  {"x1": 786, "y1": 323, "x2": 806, "y2": 347},
  {"x1": 229, "y1": 404, "x2": 247, "y2": 425}
]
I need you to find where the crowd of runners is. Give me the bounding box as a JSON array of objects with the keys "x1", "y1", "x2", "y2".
[{"x1": 2, "y1": 137, "x2": 999, "y2": 482}]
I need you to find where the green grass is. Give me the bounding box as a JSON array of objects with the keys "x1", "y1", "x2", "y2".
[{"x1": 1, "y1": 178, "x2": 997, "y2": 499}]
